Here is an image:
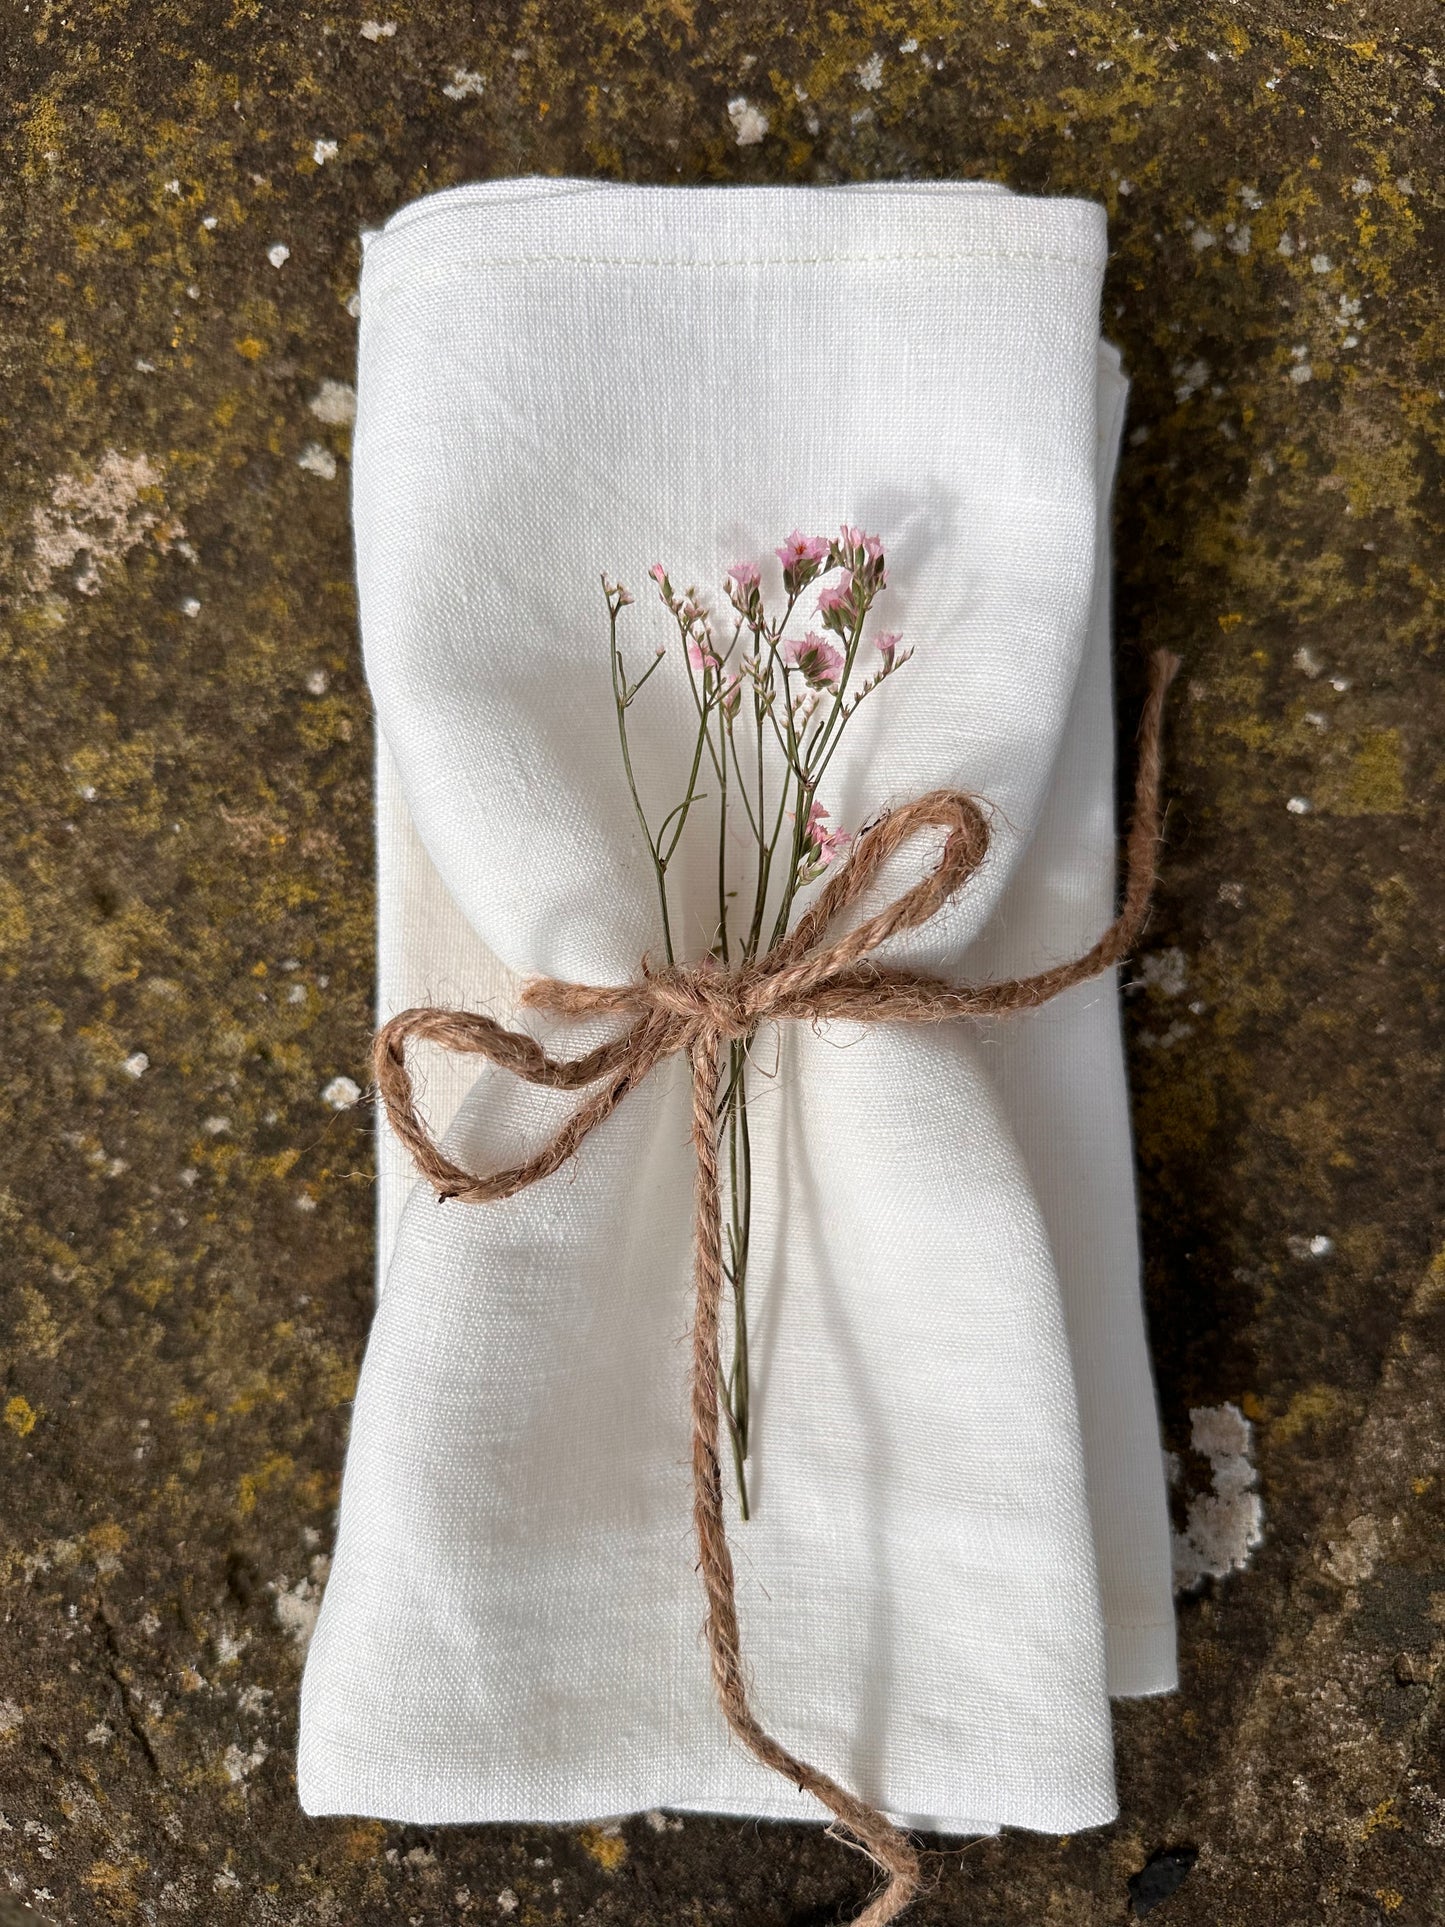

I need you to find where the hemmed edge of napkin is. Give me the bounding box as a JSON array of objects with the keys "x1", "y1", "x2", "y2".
[
  {"x1": 354, "y1": 174, "x2": 1109, "y2": 316},
  {"x1": 297, "y1": 1718, "x2": 1114, "y2": 1835},
  {"x1": 1105, "y1": 1621, "x2": 1179, "y2": 1699}
]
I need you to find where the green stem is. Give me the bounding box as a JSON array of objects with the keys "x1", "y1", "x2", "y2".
[
  {"x1": 610, "y1": 606, "x2": 675, "y2": 962},
  {"x1": 716, "y1": 706, "x2": 730, "y2": 965}
]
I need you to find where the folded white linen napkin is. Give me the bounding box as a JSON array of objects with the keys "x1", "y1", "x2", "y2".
[{"x1": 298, "y1": 176, "x2": 1177, "y2": 1840}]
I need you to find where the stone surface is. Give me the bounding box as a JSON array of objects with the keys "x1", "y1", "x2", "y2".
[{"x1": 1, "y1": 4, "x2": 1441, "y2": 1923}]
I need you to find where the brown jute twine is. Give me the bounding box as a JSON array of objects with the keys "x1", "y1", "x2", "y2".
[{"x1": 373, "y1": 647, "x2": 1180, "y2": 1927}]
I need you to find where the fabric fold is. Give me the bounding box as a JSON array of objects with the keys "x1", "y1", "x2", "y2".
[{"x1": 299, "y1": 175, "x2": 1176, "y2": 1836}]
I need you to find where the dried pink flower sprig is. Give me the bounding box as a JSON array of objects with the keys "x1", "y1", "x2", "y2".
[
  {"x1": 797, "y1": 799, "x2": 851, "y2": 886},
  {"x1": 603, "y1": 524, "x2": 912, "y2": 1518}
]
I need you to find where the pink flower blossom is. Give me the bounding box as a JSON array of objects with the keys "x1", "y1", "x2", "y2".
[
  {"x1": 874, "y1": 630, "x2": 902, "y2": 668},
  {"x1": 721, "y1": 671, "x2": 743, "y2": 719},
  {"x1": 838, "y1": 524, "x2": 883, "y2": 562},
  {"x1": 776, "y1": 530, "x2": 829, "y2": 569},
  {"x1": 814, "y1": 576, "x2": 855, "y2": 632},
  {"x1": 775, "y1": 529, "x2": 831, "y2": 592},
  {"x1": 725, "y1": 558, "x2": 764, "y2": 620},
  {"x1": 648, "y1": 562, "x2": 670, "y2": 594},
  {"x1": 783, "y1": 631, "x2": 844, "y2": 689},
  {"x1": 687, "y1": 636, "x2": 721, "y2": 675},
  {"x1": 835, "y1": 526, "x2": 886, "y2": 593},
  {"x1": 803, "y1": 800, "x2": 851, "y2": 871}
]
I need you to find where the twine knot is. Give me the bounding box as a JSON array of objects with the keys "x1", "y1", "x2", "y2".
[
  {"x1": 371, "y1": 650, "x2": 1179, "y2": 1927},
  {"x1": 642, "y1": 959, "x2": 759, "y2": 1041}
]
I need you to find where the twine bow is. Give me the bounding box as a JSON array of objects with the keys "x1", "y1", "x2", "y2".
[{"x1": 374, "y1": 648, "x2": 1179, "y2": 1927}]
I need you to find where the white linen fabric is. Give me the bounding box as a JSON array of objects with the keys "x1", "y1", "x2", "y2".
[{"x1": 299, "y1": 177, "x2": 1177, "y2": 1838}]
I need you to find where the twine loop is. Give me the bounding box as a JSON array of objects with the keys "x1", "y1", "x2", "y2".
[{"x1": 372, "y1": 650, "x2": 1180, "y2": 1926}]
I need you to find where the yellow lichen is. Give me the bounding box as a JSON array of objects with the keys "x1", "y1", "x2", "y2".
[
  {"x1": 1273, "y1": 1385, "x2": 1349, "y2": 1442},
  {"x1": 579, "y1": 1824, "x2": 629, "y2": 1871},
  {"x1": 236, "y1": 1452, "x2": 294, "y2": 1516},
  {"x1": 4, "y1": 1395, "x2": 38, "y2": 1438},
  {"x1": 1364, "y1": 1795, "x2": 1410, "y2": 1842}
]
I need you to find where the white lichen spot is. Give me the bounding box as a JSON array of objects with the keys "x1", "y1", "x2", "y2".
[
  {"x1": 1287, "y1": 796, "x2": 1312, "y2": 814},
  {"x1": 1289, "y1": 360, "x2": 1313, "y2": 385},
  {"x1": 727, "y1": 96, "x2": 769, "y2": 145},
  {"x1": 308, "y1": 379, "x2": 357, "y2": 426},
  {"x1": 442, "y1": 68, "x2": 487, "y2": 99},
  {"x1": 181, "y1": 597, "x2": 201, "y2": 617},
  {"x1": 1173, "y1": 1402, "x2": 1264, "y2": 1589},
  {"x1": 267, "y1": 243, "x2": 290, "y2": 269},
  {"x1": 236, "y1": 1684, "x2": 272, "y2": 1715},
  {"x1": 202, "y1": 1116, "x2": 231, "y2": 1135},
  {"x1": 322, "y1": 1075, "x2": 361, "y2": 1109},
  {"x1": 297, "y1": 442, "x2": 338, "y2": 481},
  {"x1": 305, "y1": 667, "x2": 330, "y2": 695},
  {"x1": 202, "y1": 214, "x2": 219, "y2": 230},
  {"x1": 214, "y1": 1868, "x2": 242, "y2": 1892},
  {"x1": 856, "y1": 52, "x2": 885, "y2": 90},
  {"x1": 295, "y1": 1191, "x2": 318, "y2": 1212},
  {"x1": 1173, "y1": 357, "x2": 1210, "y2": 403},
  {"x1": 1240, "y1": 184, "x2": 1264, "y2": 210},
  {"x1": 1410, "y1": 1779, "x2": 1445, "y2": 1847},
  {"x1": 1351, "y1": 176, "x2": 1372, "y2": 197},
  {"x1": 222, "y1": 1739, "x2": 268, "y2": 1784},
  {"x1": 1137, "y1": 947, "x2": 1188, "y2": 998},
  {"x1": 0, "y1": 1700, "x2": 22, "y2": 1738},
  {"x1": 1323, "y1": 1513, "x2": 1380, "y2": 1586},
  {"x1": 1276, "y1": 232, "x2": 1295, "y2": 257},
  {"x1": 899, "y1": 36, "x2": 919, "y2": 52},
  {"x1": 86, "y1": 1721, "x2": 113, "y2": 1745},
  {"x1": 1217, "y1": 880, "x2": 1244, "y2": 906},
  {"x1": 496, "y1": 1894, "x2": 519, "y2": 1916},
  {"x1": 213, "y1": 1629, "x2": 249, "y2": 1667},
  {"x1": 1310, "y1": 252, "x2": 1333, "y2": 274},
  {"x1": 1293, "y1": 645, "x2": 1322, "y2": 677},
  {"x1": 360, "y1": 18, "x2": 398, "y2": 39},
  {"x1": 1287, "y1": 1233, "x2": 1334, "y2": 1258},
  {"x1": 123, "y1": 1051, "x2": 149, "y2": 1078},
  {"x1": 1189, "y1": 224, "x2": 1217, "y2": 251},
  {"x1": 26, "y1": 449, "x2": 168, "y2": 595},
  {"x1": 273, "y1": 1576, "x2": 322, "y2": 1649},
  {"x1": 312, "y1": 138, "x2": 339, "y2": 165},
  {"x1": 1227, "y1": 223, "x2": 1252, "y2": 255}
]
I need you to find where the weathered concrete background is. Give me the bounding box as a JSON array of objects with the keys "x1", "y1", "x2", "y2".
[{"x1": 1, "y1": 3, "x2": 1442, "y2": 1923}]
